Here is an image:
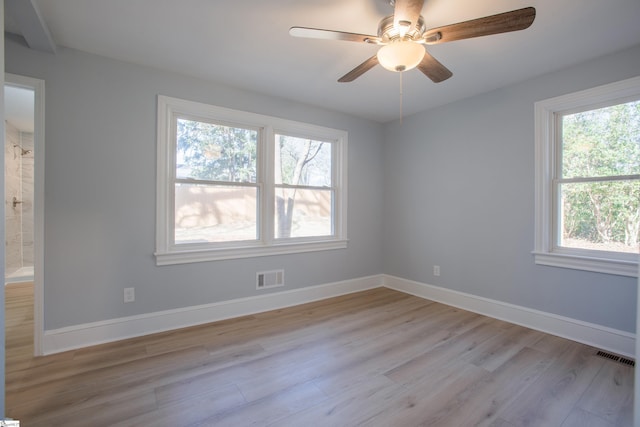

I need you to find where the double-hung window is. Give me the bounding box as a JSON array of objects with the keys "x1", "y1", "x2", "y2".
[
  {"x1": 534, "y1": 77, "x2": 640, "y2": 277},
  {"x1": 156, "y1": 96, "x2": 347, "y2": 265}
]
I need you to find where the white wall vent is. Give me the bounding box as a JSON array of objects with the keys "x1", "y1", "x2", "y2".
[{"x1": 256, "y1": 270, "x2": 284, "y2": 290}]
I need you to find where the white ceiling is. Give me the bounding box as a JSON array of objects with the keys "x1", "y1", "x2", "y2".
[{"x1": 5, "y1": 0, "x2": 640, "y2": 123}]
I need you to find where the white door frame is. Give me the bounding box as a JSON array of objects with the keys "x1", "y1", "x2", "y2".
[{"x1": 5, "y1": 73, "x2": 45, "y2": 356}]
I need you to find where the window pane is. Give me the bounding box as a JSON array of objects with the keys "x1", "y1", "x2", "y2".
[
  {"x1": 176, "y1": 118, "x2": 257, "y2": 183},
  {"x1": 274, "y1": 187, "x2": 333, "y2": 239},
  {"x1": 561, "y1": 100, "x2": 640, "y2": 178},
  {"x1": 175, "y1": 183, "x2": 257, "y2": 244},
  {"x1": 275, "y1": 134, "x2": 332, "y2": 186},
  {"x1": 559, "y1": 180, "x2": 640, "y2": 253}
]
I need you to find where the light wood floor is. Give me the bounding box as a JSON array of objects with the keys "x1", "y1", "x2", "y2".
[{"x1": 5, "y1": 282, "x2": 634, "y2": 426}]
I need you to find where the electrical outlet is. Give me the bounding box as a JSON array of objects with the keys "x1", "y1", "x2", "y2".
[
  {"x1": 124, "y1": 287, "x2": 135, "y2": 303},
  {"x1": 433, "y1": 265, "x2": 440, "y2": 276}
]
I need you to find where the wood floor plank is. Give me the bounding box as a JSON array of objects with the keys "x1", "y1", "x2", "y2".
[
  {"x1": 193, "y1": 380, "x2": 327, "y2": 427},
  {"x1": 561, "y1": 408, "x2": 617, "y2": 427},
  {"x1": 466, "y1": 324, "x2": 547, "y2": 372},
  {"x1": 384, "y1": 319, "x2": 501, "y2": 386},
  {"x1": 273, "y1": 375, "x2": 402, "y2": 427},
  {"x1": 312, "y1": 324, "x2": 460, "y2": 397},
  {"x1": 488, "y1": 419, "x2": 518, "y2": 427},
  {"x1": 153, "y1": 365, "x2": 253, "y2": 407},
  {"x1": 31, "y1": 390, "x2": 158, "y2": 427},
  {"x1": 576, "y1": 360, "x2": 634, "y2": 426},
  {"x1": 256, "y1": 293, "x2": 436, "y2": 353},
  {"x1": 498, "y1": 342, "x2": 606, "y2": 427},
  {"x1": 111, "y1": 383, "x2": 247, "y2": 427},
  {"x1": 5, "y1": 282, "x2": 634, "y2": 426},
  {"x1": 361, "y1": 362, "x2": 490, "y2": 426},
  {"x1": 406, "y1": 347, "x2": 554, "y2": 427},
  {"x1": 6, "y1": 345, "x2": 211, "y2": 420},
  {"x1": 529, "y1": 333, "x2": 576, "y2": 355},
  {"x1": 143, "y1": 315, "x2": 262, "y2": 356}
]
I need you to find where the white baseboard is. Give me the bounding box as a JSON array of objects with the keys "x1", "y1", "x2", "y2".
[
  {"x1": 42, "y1": 273, "x2": 635, "y2": 358},
  {"x1": 41, "y1": 275, "x2": 384, "y2": 355},
  {"x1": 383, "y1": 275, "x2": 636, "y2": 358}
]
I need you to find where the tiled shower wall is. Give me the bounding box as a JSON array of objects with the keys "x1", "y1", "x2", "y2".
[{"x1": 5, "y1": 121, "x2": 34, "y2": 277}]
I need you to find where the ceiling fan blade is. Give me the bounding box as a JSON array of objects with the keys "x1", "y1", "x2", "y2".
[
  {"x1": 338, "y1": 55, "x2": 379, "y2": 82},
  {"x1": 290, "y1": 27, "x2": 381, "y2": 44},
  {"x1": 417, "y1": 51, "x2": 452, "y2": 83},
  {"x1": 423, "y1": 7, "x2": 536, "y2": 44},
  {"x1": 393, "y1": 0, "x2": 424, "y2": 33}
]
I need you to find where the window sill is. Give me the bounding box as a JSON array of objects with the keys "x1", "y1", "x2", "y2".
[
  {"x1": 533, "y1": 251, "x2": 638, "y2": 277},
  {"x1": 155, "y1": 239, "x2": 348, "y2": 266}
]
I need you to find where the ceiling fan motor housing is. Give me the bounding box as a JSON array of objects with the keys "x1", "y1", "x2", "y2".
[{"x1": 378, "y1": 14, "x2": 426, "y2": 42}]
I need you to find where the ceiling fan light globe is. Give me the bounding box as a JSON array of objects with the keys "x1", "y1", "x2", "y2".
[{"x1": 377, "y1": 40, "x2": 424, "y2": 72}]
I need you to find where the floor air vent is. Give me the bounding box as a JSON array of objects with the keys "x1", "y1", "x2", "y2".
[
  {"x1": 595, "y1": 350, "x2": 635, "y2": 367},
  {"x1": 256, "y1": 270, "x2": 284, "y2": 290}
]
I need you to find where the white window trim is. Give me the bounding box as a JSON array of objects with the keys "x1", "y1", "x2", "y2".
[
  {"x1": 155, "y1": 95, "x2": 348, "y2": 265},
  {"x1": 533, "y1": 76, "x2": 640, "y2": 277}
]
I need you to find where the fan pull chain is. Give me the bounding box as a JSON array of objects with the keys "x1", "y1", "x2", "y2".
[{"x1": 399, "y1": 71, "x2": 403, "y2": 125}]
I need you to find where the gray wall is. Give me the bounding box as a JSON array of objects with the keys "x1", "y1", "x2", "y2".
[
  {"x1": 4, "y1": 33, "x2": 639, "y2": 337},
  {"x1": 5, "y1": 36, "x2": 385, "y2": 330},
  {"x1": 383, "y1": 44, "x2": 640, "y2": 333}
]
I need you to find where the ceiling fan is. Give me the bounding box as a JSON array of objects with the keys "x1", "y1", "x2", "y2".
[{"x1": 290, "y1": 0, "x2": 536, "y2": 83}]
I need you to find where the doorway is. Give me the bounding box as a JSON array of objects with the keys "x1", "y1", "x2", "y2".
[
  {"x1": 5, "y1": 84, "x2": 34, "y2": 283},
  {"x1": 4, "y1": 74, "x2": 44, "y2": 356}
]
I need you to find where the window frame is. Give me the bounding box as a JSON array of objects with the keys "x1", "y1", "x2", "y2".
[
  {"x1": 156, "y1": 95, "x2": 348, "y2": 265},
  {"x1": 533, "y1": 76, "x2": 640, "y2": 277}
]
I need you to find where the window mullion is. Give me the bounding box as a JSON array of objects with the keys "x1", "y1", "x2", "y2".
[
  {"x1": 174, "y1": 178, "x2": 259, "y2": 188},
  {"x1": 274, "y1": 184, "x2": 332, "y2": 191},
  {"x1": 551, "y1": 180, "x2": 562, "y2": 250},
  {"x1": 551, "y1": 113, "x2": 563, "y2": 250},
  {"x1": 557, "y1": 174, "x2": 640, "y2": 184},
  {"x1": 262, "y1": 126, "x2": 275, "y2": 246},
  {"x1": 331, "y1": 140, "x2": 339, "y2": 237},
  {"x1": 168, "y1": 112, "x2": 180, "y2": 248}
]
